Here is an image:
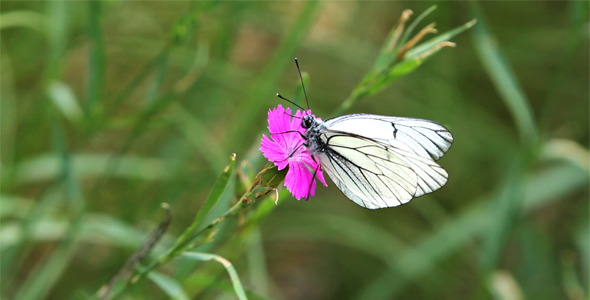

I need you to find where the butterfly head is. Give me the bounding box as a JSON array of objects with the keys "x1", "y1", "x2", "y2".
[{"x1": 301, "y1": 114, "x2": 315, "y2": 129}]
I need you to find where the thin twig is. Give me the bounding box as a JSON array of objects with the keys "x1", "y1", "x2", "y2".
[{"x1": 96, "y1": 203, "x2": 172, "y2": 300}]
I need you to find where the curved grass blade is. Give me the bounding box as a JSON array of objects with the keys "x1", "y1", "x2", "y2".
[{"x1": 182, "y1": 252, "x2": 248, "y2": 300}]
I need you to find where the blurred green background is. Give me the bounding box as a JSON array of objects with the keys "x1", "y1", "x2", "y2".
[{"x1": 1, "y1": 1, "x2": 588, "y2": 300}]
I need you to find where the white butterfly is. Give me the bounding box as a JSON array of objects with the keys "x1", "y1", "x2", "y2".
[
  {"x1": 279, "y1": 58, "x2": 453, "y2": 209},
  {"x1": 301, "y1": 113, "x2": 453, "y2": 209}
]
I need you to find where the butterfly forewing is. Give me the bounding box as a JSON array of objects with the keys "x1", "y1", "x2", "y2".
[{"x1": 324, "y1": 114, "x2": 453, "y2": 160}]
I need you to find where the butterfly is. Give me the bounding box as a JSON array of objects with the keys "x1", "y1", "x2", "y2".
[{"x1": 273, "y1": 58, "x2": 453, "y2": 209}]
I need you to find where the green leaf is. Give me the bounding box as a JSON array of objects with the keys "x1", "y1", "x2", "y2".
[{"x1": 190, "y1": 153, "x2": 237, "y2": 231}]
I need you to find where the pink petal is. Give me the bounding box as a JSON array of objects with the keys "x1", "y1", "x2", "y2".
[
  {"x1": 260, "y1": 135, "x2": 289, "y2": 170},
  {"x1": 284, "y1": 160, "x2": 312, "y2": 200}
]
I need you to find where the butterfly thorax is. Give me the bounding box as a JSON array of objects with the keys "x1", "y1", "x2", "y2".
[{"x1": 302, "y1": 115, "x2": 327, "y2": 154}]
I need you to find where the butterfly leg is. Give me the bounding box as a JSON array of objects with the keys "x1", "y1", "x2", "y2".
[
  {"x1": 271, "y1": 142, "x2": 305, "y2": 165},
  {"x1": 305, "y1": 155, "x2": 321, "y2": 201},
  {"x1": 268, "y1": 131, "x2": 308, "y2": 163},
  {"x1": 269, "y1": 130, "x2": 307, "y2": 140}
]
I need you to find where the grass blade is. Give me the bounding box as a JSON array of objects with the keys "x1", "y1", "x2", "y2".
[
  {"x1": 188, "y1": 153, "x2": 236, "y2": 232},
  {"x1": 183, "y1": 252, "x2": 248, "y2": 300},
  {"x1": 145, "y1": 53, "x2": 169, "y2": 106},
  {"x1": 86, "y1": 1, "x2": 104, "y2": 117},
  {"x1": 470, "y1": 2, "x2": 537, "y2": 146}
]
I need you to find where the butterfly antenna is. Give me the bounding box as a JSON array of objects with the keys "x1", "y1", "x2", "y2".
[
  {"x1": 294, "y1": 58, "x2": 310, "y2": 110},
  {"x1": 276, "y1": 93, "x2": 305, "y2": 111}
]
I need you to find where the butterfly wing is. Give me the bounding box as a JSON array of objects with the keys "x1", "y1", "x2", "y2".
[
  {"x1": 315, "y1": 114, "x2": 453, "y2": 209},
  {"x1": 324, "y1": 114, "x2": 453, "y2": 160}
]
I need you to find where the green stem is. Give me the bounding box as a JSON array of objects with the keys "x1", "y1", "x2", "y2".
[{"x1": 112, "y1": 186, "x2": 272, "y2": 299}]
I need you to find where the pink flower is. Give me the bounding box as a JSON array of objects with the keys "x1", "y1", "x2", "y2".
[{"x1": 260, "y1": 105, "x2": 327, "y2": 200}]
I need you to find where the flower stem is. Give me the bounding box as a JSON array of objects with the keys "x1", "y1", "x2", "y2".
[{"x1": 112, "y1": 185, "x2": 274, "y2": 299}]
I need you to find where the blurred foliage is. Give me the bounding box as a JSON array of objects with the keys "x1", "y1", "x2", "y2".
[{"x1": 1, "y1": 1, "x2": 588, "y2": 300}]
